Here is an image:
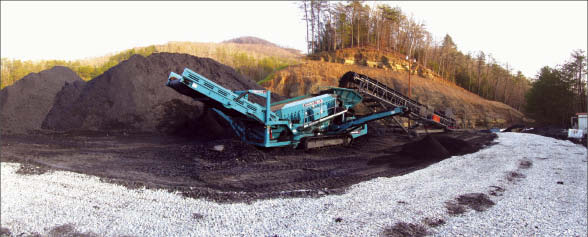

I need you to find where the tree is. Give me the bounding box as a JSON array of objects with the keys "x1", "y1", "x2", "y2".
[
  {"x1": 299, "y1": 1, "x2": 310, "y2": 54},
  {"x1": 560, "y1": 49, "x2": 587, "y2": 112},
  {"x1": 525, "y1": 66, "x2": 575, "y2": 126},
  {"x1": 476, "y1": 51, "x2": 485, "y2": 94}
]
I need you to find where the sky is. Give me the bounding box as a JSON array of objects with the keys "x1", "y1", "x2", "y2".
[{"x1": 1, "y1": 1, "x2": 586, "y2": 78}]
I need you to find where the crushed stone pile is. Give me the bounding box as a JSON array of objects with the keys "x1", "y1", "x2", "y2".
[
  {"x1": 41, "y1": 53, "x2": 277, "y2": 138},
  {"x1": 0, "y1": 66, "x2": 83, "y2": 134}
]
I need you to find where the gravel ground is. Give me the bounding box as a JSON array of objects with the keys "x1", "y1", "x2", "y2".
[{"x1": 1, "y1": 133, "x2": 586, "y2": 236}]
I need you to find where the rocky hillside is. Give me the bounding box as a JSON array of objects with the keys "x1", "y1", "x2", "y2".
[
  {"x1": 309, "y1": 48, "x2": 442, "y2": 80},
  {"x1": 261, "y1": 60, "x2": 525, "y2": 128}
]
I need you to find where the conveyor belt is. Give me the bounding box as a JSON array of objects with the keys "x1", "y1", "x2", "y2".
[{"x1": 339, "y1": 71, "x2": 456, "y2": 129}]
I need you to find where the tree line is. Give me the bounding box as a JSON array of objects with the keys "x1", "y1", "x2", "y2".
[
  {"x1": 525, "y1": 50, "x2": 587, "y2": 126},
  {"x1": 1, "y1": 44, "x2": 297, "y2": 89},
  {"x1": 299, "y1": 0, "x2": 530, "y2": 110},
  {"x1": 0, "y1": 46, "x2": 157, "y2": 89}
]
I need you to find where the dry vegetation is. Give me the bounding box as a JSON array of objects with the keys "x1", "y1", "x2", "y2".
[{"x1": 1, "y1": 40, "x2": 301, "y2": 89}]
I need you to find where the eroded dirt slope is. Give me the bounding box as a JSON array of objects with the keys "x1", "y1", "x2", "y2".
[{"x1": 262, "y1": 61, "x2": 525, "y2": 128}]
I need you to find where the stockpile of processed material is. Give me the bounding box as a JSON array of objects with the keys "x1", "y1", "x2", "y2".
[
  {"x1": 0, "y1": 66, "x2": 83, "y2": 134},
  {"x1": 2, "y1": 53, "x2": 279, "y2": 138}
]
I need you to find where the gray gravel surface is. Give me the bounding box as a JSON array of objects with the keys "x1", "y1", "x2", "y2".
[{"x1": 1, "y1": 133, "x2": 586, "y2": 236}]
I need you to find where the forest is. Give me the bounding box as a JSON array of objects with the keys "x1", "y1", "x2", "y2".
[
  {"x1": 526, "y1": 50, "x2": 587, "y2": 126},
  {"x1": 299, "y1": 0, "x2": 534, "y2": 110}
]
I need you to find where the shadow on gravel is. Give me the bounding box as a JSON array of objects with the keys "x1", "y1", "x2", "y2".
[{"x1": 382, "y1": 222, "x2": 428, "y2": 237}]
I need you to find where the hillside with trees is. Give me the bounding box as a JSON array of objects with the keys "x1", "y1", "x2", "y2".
[
  {"x1": 298, "y1": 0, "x2": 531, "y2": 111},
  {"x1": 1, "y1": 37, "x2": 300, "y2": 89}
]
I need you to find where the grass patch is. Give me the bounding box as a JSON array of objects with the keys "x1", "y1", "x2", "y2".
[{"x1": 257, "y1": 64, "x2": 292, "y2": 85}]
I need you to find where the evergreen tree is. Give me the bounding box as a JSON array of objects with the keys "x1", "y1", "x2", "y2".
[{"x1": 525, "y1": 66, "x2": 574, "y2": 126}]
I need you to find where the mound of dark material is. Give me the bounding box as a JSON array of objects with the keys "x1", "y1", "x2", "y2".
[
  {"x1": 401, "y1": 135, "x2": 450, "y2": 160},
  {"x1": 42, "y1": 80, "x2": 87, "y2": 130},
  {"x1": 433, "y1": 135, "x2": 475, "y2": 155},
  {"x1": 42, "y1": 53, "x2": 276, "y2": 137},
  {"x1": 0, "y1": 66, "x2": 83, "y2": 134},
  {"x1": 400, "y1": 134, "x2": 482, "y2": 161}
]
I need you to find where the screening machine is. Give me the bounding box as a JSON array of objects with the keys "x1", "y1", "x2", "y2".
[{"x1": 166, "y1": 68, "x2": 407, "y2": 149}]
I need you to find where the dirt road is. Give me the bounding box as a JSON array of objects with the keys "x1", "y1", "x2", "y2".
[{"x1": 0, "y1": 130, "x2": 495, "y2": 203}]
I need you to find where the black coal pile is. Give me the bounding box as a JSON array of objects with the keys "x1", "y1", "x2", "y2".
[
  {"x1": 42, "y1": 80, "x2": 87, "y2": 130},
  {"x1": 401, "y1": 135, "x2": 450, "y2": 160},
  {"x1": 42, "y1": 53, "x2": 278, "y2": 138},
  {"x1": 0, "y1": 66, "x2": 83, "y2": 134},
  {"x1": 401, "y1": 135, "x2": 476, "y2": 161},
  {"x1": 433, "y1": 135, "x2": 475, "y2": 155}
]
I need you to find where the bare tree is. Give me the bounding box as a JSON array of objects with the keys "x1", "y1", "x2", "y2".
[
  {"x1": 476, "y1": 51, "x2": 485, "y2": 95},
  {"x1": 299, "y1": 0, "x2": 310, "y2": 54}
]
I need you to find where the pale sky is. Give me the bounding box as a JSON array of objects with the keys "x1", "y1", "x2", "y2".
[{"x1": 1, "y1": 1, "x2": 586, "y2": 78}]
